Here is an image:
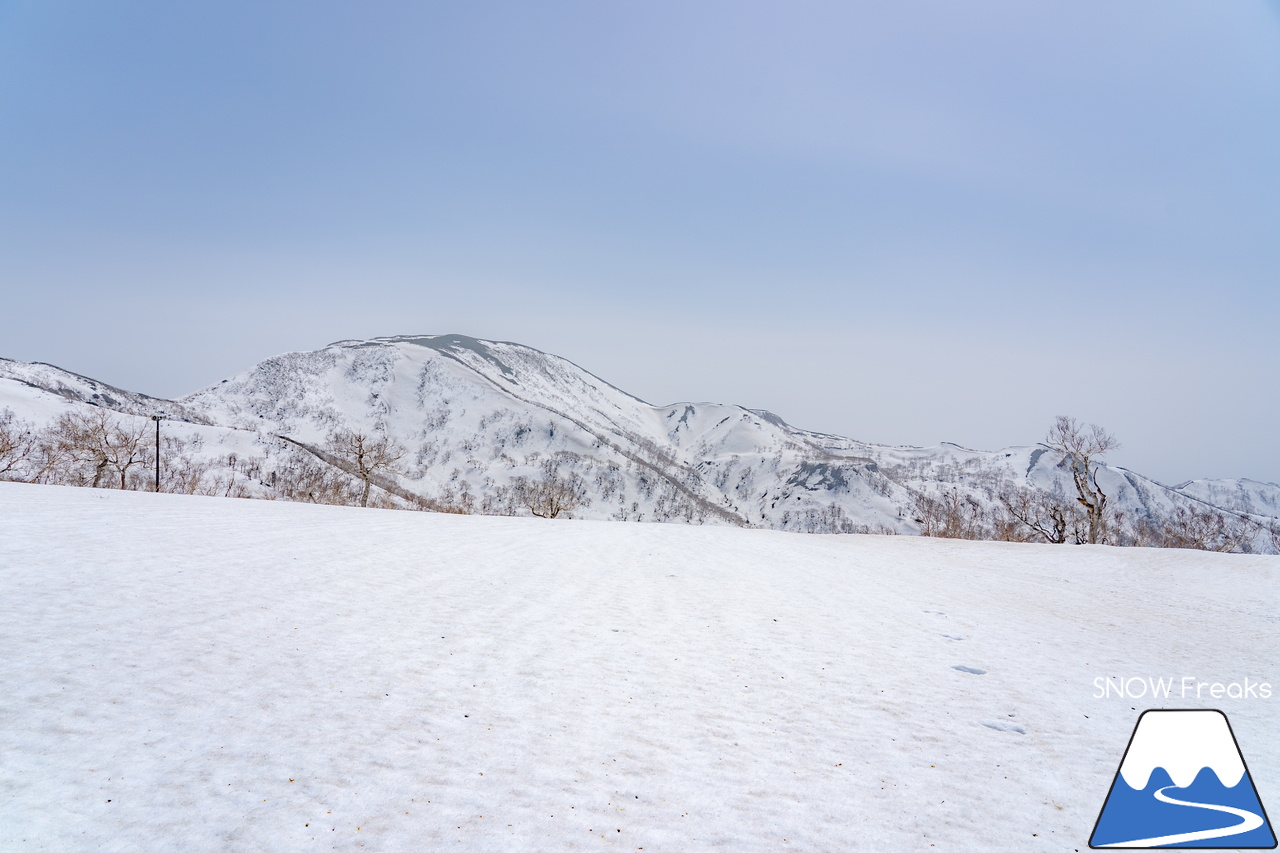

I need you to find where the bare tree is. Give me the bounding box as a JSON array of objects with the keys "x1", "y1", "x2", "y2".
[
  {"x1": 1131, "y1": 505, "x2": 1258, "y2": 553},
  {"x1": 326, "y1": 430, "x2": 408, "y2": 507},
  {"x1": 515, "y1": 470, "x2": 590, "y2": 519},
  {"x1": 1045, "y1": 415, "x2": 1119, "y2": 545},
  {"x1": 282, "y1": 457, "x2": 364, "y2": 506},
  {"x1": 912, "y1": 489, "x2": 989, "y2": 540},
  {"x1": 156, "y1": 435, "x2": 212, "y2": 495},
  {"x1": 47, "y1": 409, "x2": 150, "y2": 489},
  {"x1": 0, "y1": 408, "x2": 38, "y2": 481},
  {"x1": 997, "y1": 487, "x2": 1086, "y2": 544}
]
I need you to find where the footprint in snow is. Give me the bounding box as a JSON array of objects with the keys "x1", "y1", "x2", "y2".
[
  {"x1": 952, "y1": 665, "x2": 986, "y2": 675},
  {"x1": 981, "y1": 721, "x2": 1026, "y2": 734}
]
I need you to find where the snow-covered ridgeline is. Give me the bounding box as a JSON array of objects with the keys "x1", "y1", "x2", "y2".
[{"x1": 2, "y1": 335, "x2": 1277, "y2": 537}]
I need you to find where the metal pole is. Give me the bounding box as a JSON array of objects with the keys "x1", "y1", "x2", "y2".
[{"x1": 151, "y1": 415, "x2": 161, "y2": 492}]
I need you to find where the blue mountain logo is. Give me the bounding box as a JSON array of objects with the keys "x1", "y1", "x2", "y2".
[{"x1": 1090, "y1": 709, "x2": 1275, "y2": 848}]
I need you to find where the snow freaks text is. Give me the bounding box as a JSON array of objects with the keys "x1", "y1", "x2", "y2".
[{"x1": 1093, "y1": 677, "x2": 1273, "y2": 701}]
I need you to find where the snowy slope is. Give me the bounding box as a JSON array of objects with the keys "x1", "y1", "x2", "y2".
[
  {"x1": 177, "y1": 335, "x2": 902, "y2": 528},
  {"x1": 1175, "y1": 478, "x2": 1280, "y2": 520},
  {"x1": 177, "y1": 335, "x2": 1267, "y2": 533},
  {"x1": 0, "y1": 360, "x2": 340, "y2": 501},
  {"x1": 1, "y1": 482, "x2": 1276, "y2": 851},
  {"x1": 2, "y1": 335, "x2": 1272, "y2": 536},
  {"x1": 0, "y1": 358, "x2": 202, "y2": 423}
]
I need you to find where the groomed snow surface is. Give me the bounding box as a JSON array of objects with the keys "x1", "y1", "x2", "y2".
[{"x1": 1, "y1": 483, "x2": 1276, "y2": 852}]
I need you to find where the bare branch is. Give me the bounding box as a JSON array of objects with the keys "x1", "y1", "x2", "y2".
[
  {"x1": 326, "y1": 429, "x2": 408, "y2": 507},
  {"x1": 515, "y1": 470, "x2": 590, "y2": 519},
  {"x1": 1044, "y1": 415, "x2": 1119, "y2": 544}
]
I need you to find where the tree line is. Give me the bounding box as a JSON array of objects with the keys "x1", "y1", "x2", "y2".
[
  {"x1": 0, "y1": 407, "x2": 589, "y2": 519},
  {"x1": 1, "y1": 406, "x2": 1273, "y2": 550},
  {"x1": 911, "y1": 416, "x2": 1274, "y2": 553}
]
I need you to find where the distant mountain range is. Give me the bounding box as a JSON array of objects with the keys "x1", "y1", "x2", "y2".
[{"x1": 2, "y1": 334, "x2": 1276, "y2": 541}]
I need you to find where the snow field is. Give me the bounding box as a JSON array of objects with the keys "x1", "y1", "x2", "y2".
[{"x1": 1, "y1": 482, "x2": 1276, "y2": 851}]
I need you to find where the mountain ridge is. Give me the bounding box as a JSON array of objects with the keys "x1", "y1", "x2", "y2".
[{"x1": 2, "y1": 334, "x2": 1276, "y2": 544}]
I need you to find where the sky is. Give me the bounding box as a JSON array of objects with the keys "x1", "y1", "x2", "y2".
[{"x1": 1, "y1": 1, "x2": 1277, "y2": 485}]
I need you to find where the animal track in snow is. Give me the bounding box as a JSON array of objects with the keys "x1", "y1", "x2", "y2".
[{"x1": 981, "y1": 720, "x2": 1026, "y2": 734}]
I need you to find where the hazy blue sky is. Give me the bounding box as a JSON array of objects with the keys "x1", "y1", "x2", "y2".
[{"x1": 2, "y1": 1, "x2": 1277, "y2": 485}]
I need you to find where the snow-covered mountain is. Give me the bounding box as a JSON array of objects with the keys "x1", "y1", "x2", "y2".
[
  {"x1": 1174, "y1": 478, "x2": 1280, "y2": 519},
  {"x1": 2, "y1": 334, "x2": 1276, "y2": 539},
  {"x1": 0, "y1": 357, "x2": 203, "y2": 423}
]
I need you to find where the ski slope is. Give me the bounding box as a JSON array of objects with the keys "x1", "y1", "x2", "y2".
[{"x1": 1, "y1": 482, "x2": 1276, "y2": 851}]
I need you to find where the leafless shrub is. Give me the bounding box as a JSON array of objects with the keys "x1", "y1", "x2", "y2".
[
  {"x1": 779, "y1": 504, "x2": 864, "y2": 534},
  {"x1": 1130, "y1": 505, "x2": 1259, "y2": 553},
  {"x1": 478, "y1": 482, "x2": 517, "y2": 516},
  {"x1": 266, "y1": 449, "x2": 363, "y2": 506},
  {"x1": 515, "y1": 470, "x2": 590, "y2": 519},
  {"x1": 997, "y1": 488, "x2": 1087, "y2": 544},
  {"x1": 0, "y1": 408, "x2": 39, "y2": 481},
  {"x1": 192, "y1": 453, "x2": 257, "y2": 499},
  {"x1": 43, "y1": 409, "x2": 150, "y2": 488},
  {"x1": 912, "y1": 489, "x2": 990, "y2": 540},
  {"x1": 161, "y1": 451, "x2": 213, "y2": 495}
]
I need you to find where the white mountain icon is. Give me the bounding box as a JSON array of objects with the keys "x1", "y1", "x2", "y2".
[{"x1": 1090, "y1": 710, "x2": 1275, "y2": 849}]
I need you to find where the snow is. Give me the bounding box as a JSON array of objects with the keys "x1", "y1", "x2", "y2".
[
  {"x1": 1175, "y1": 478, "x2": 1280, "y2": 520},
  {"x1": 2, "y1": 482, "x2": 1276, "y2": 851}
]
